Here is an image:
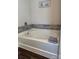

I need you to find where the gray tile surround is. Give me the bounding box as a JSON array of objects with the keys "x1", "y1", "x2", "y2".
[
  {"x1": 18, "y1": 24, "x2": 61, "y2": 33},
  {"x1": 31, "y1": 24, "x2": 61, "y2": 30},
  {"x1": 18, "y1": 25, "x2": 32, "y2": 33}
]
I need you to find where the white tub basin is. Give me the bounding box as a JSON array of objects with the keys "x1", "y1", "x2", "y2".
[{"x1": 18, "y1": 28, "x2": 60, "y2": 59}]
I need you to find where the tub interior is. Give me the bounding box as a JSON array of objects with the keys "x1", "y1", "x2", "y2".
[{"x1": 20, "y1": 28, "x2": 60, "y2": 41}]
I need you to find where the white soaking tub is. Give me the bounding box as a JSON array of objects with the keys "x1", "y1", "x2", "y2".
[{"x1": 18, "y1": 28, "x2": 60, "y2": 59}]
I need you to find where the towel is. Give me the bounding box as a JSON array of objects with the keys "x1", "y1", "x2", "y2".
[{"x1": 48, "y1": 36, "x2": 57, "y2": 43}]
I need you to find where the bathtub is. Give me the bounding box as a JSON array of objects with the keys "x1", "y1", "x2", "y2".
[{"x1": 18, "y1": 28, "x2": 60, "y2": 59}]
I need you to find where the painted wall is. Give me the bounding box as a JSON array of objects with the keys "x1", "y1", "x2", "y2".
[
  {"x1": 31, "y1": 0, "x2": 61, "y2": 25},
  {"x1": 18, "y1": 0, "x2": 61, "y2": 26},
  {"x1": 18, "y1": 0, "x2": 31, "y2": 26}
]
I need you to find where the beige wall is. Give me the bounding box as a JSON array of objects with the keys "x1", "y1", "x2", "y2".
[
  {"x1": 50, "y1": 0, "x2": 61, "y2": 25},
  {"x1": 18, "y1": 0, "x2": 61, "y2": 26},
  {"x1": 31, "y1": 0, "x2": 61, "y2": 25},
  {"x1": 18, "y1": 0, "x2": 31, "y2": 26}
]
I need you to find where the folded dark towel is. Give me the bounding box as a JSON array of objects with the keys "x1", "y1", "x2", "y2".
[{"x1": 48, "y1": 36, "x2": 57, "y2": 43}]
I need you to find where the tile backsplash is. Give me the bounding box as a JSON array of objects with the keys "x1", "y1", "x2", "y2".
[
  {"x1": 31, "y1": 24, "x2": 61, "y2": 30},
  {"x1": 18, "y1": 24, "x2": 60, "y2": 33}
]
